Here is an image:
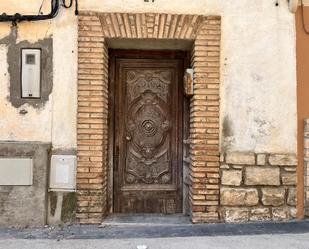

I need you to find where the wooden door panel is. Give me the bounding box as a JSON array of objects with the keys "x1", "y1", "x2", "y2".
[
  {"x1": 125, "y1": 69, "x2": 173, "y2": 186},
  {"x1": 121, "y1": 192, "x2": 178, "y2": 214},
  {"x1": 112, "y1": 53, "x2": 184, "y2": 214}
]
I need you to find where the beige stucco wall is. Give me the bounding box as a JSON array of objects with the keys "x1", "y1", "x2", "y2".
[
  {"x1": 0, "y1": 20, "x2": 53, "y2": 143},
  {"x1": 0, "y1": 1, "x2": 77, "y2": 149},
  {"x1": 52, "y1": 8, "x2": 77, "y2": 150},
  {"x1": 0, "y1": 0, "x2": 297, "y2": 153}
]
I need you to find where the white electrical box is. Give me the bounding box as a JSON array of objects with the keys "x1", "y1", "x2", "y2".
[
  {"x1": 0, "y1": 158, "x2": 33, "y2": 186},
  {"x1": 21, "y1": 49, "x2": 41, "y2": 98},
  {"x1": 49, "y1": 155, "x2": 77, "y2": 191}
]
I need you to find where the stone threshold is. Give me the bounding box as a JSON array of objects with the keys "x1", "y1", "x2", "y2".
[
  {"x1": 101, "y1": 214, "x2": 191, "y2": 226},
  {"x1": 1, "y1": 220, "x2": 309, "y2": 240}
]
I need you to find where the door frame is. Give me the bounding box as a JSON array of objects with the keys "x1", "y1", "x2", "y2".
[{"x1": 108, "y1": 49, "x2": 190, "y2": 214}]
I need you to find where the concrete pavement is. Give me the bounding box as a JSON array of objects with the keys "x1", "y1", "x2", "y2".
[
  {"x1": 1, "y1": 234, "x2": 309, "y2": 249},
  {"x1": 0, "y1": 219, "x2": 309, "y2": 248}
]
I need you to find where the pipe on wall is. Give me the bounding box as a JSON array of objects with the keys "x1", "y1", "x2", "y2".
[{"x1": 0, "y1": 0, "x2": 78, "y2": 25}]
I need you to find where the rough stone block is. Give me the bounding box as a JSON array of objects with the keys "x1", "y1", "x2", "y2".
[
  {"x1": 281, "y1": 171, "x2": 296, "y2": 186},
  {"x1": 225, "y1": 152, "x2": 255, "y2": 165},
  {"x1": 257, "y1": 154, "x2": 266, "y2": 166},
  {"x1": 272, "y1": 207, "x2": 289, "y2": 221},
  {"x1": 223, "y1": 208, "x2": 249, "y2": 223},
  {"x1": 284, "y1": 167, "x2": 296, "y2": 172},
  {"x1": 250, "y1": 208, "x2": 271, "y2": 221},
  {"x1": 245, "y1": 167, "x2": 280, "y2": 186},
  {"x1": 305, "y1": 161, "x2": 309, "y2": 172},
  {"x1": 269, "y1": 154, "x2": 297, "y2": 166},
  {"x1": 289, "y1": 207, "x2": 297, "y2": 218},
  {"x1": 232, "y1": 165, "x2": 243, "y2": 169},
  {"x1": 261, "y1": 187, "x2": 286, "y2": 206},
  {"x1": 305, "y1": 207, "x2": 309, "y2": 218},
  {"x1": 305, "y1": 148, "x2": 309, "y2": 158},
  {"x1": 220, "y1": 188, "x2": 259, "y2": 206},
  {"x1": 306, "y1": 190, "x2": 309, "y2": 201},
  {"x1": 287, "y1": 187, "x2": 297, "y2": 206},
  {"x1": 306, "y1": 176, "x2": 309, "y2": 186},
  {"x1": 221, "y1": 170, "x2": 242, "y2": 186},
  {"x1": 305, "y1": 139, "x2": 309, "y2": 150},
  {"x1": 220, "y1": 164, "x2": 229, "y2": 169}
]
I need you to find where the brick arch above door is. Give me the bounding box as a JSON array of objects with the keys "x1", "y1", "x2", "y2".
[{"x1": 77, "y1": 11, "x2": 221, "y2": 224}]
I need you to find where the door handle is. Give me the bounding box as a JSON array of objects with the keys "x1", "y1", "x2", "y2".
[{"x1": 125, "y1": 135, "x2": 132, "y2": 141}]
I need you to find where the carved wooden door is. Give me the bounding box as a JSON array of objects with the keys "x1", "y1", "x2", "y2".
[{"x1": 112, "y1": 51, "x2": 184, "y2": 214}]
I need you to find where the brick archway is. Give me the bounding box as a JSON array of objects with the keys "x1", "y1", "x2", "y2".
[{"x1": 77, "y1": 12, "x2": 221, "y2": 224}]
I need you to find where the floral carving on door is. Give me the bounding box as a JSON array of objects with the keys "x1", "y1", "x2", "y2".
[{"x1": 125, "y1": 70, "x2": 172, "y2": 184}]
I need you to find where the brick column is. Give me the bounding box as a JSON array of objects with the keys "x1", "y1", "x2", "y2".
[
  {"x1": 304, "y1": 119, "x2": 309, "y2": 217},
  {"x1": 77, "y1": 14, "x2": 109, "y2": 224},
  {"x1": 190, "y1": 17, "x2": 221, "y2": 223}
]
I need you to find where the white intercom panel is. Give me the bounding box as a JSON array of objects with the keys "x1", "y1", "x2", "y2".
[{"x1": 21, "y1": 49, "x2": 41, "y2": 98}]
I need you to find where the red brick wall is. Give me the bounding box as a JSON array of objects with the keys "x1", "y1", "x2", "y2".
[
  {"x1": 77, "y1": 15, "x2": 109, "y2": 224},
  {"x1": 190, "y1": 17, "x2": 221, "y2": 223}
]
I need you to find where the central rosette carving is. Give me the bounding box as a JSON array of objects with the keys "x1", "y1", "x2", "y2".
[
  {"x1": 141, "y1": 120, "x2": 157, "y2": 137},
  {"x1": 127, "y1": 91, "x2": 169, "y2": 159}
]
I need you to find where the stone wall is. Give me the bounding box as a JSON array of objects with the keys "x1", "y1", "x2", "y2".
[
  {"x1": 304, "y1": 119, "x2": 309, "y2": 217},
  {"x1": 220, "y1": 152, "x2": 297, "y2": 222}
]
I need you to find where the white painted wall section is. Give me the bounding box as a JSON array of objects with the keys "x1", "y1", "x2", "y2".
[{"x1": 52, "y1": 7, "x2": 78, "y2": 149}]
